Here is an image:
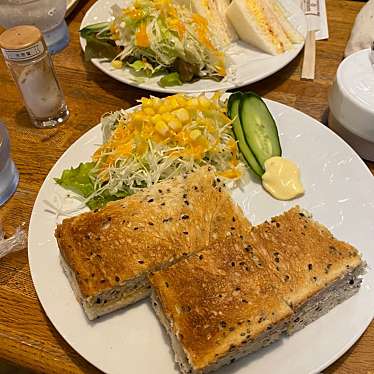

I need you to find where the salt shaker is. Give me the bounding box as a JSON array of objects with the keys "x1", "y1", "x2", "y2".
[{"x1": 0, "y1": 25, "x2": 69, "y2": 128}]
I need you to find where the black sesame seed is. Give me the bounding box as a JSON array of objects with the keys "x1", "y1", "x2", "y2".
[
  {"x1": 115, "y1": 276, "x2": 120, "y2": 282},
  {"x1": 232, "y1": 217, "x2": 236, "y2": 222},
  {"x1": 183, "y1": 231, "x2": 188, "y2": 235},
  {"x1": 181, "y1": 214, "x2": 189, "y2": 220},
  {"x1": 184, "y1": 200, "x2": 189, "y2": 206},
  {"x1": 199, "y1": 255, "x2": 204, "y2": 260},
  {"x1": 148, "y1": 198, "x2": 154, "y2": 203},
  {"x1": 349, "y1": 279, "x2": 354, "y2": 285},
  {"x1": 148, "y1": 222, "x2": 154, "y2": 226},
  {"x1": 275, "y1": 257, "x2": 280, "y2": 263},
  {"x1": 161, "y1": 202, "x2": 166, "y2": 206},
  {"x1": 242, "y1": 299, "x2": 248, "y2": 303},
  {"x1": 183, "y1": 193, "x2": 187, "y2": 198},
  {"x1": 308, "y1": 264, "x2": 313, "y2": 271},
  {"x1": 96, "y1": 298, "x2": 101, "y2": 304},
  {"x1": 138, "y1": 260, "x2": 144, "y2": 264},
  {"x1": 134, "y1": 227, "x2": 139, "y2": 231},
  {"x1": 284, "y1": 275, "x2": 290, "y2": 281},
  {"x1": 231, "y1": 262, "x2": 235, "y2": 267},
  {"x1": 276, "y1": 222, "x2": 280, "y2": 227},
  {"x1": 165, "y1": 282, "x2": 169, "y2": 288}
]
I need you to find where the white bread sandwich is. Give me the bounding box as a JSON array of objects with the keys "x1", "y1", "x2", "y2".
[
  {"x1": 150, "y1": 206, "x2": 365, "y2": 373},
  {"x1": 226, "y1": 0, "x2": 303, "y2": 55},
  {"x1": 55, "y1": 166, "x2": 251, "y2": 320},
  {"x1": 176, "y1": 0, "x2": 238, "y2": 46}
]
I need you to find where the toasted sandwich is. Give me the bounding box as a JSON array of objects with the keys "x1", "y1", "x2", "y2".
[
  {"x1": 55, "y1": 166, "x2": 250, "y2": 320},
  {"x1": 150, "y1": 206, "x2": 365, "y2": 373},
  {"x1": 226, "y1": 0, "x2": 303, "y2": 55}
]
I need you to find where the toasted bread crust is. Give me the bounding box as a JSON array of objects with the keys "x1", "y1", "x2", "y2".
[
  {"x1": 150, "y1": 228, "x2": 292, "y2": 370},
  {"x1": 55, "y1": 167, "x2": 250, "y2": 299},
  {"x1": 251, "y1": 206, "x2": 363, "y2": 308},
  {"x1": 150, "y1": 206, "x2": 364, "y2": 372}
]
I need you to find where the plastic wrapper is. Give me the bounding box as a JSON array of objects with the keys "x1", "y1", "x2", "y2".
[{"x1": 0, "y1": 222, "x2": 27, "y2": 259}]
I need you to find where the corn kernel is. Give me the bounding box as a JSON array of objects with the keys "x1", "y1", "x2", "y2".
[
  {"x1": 158, "y1": 104, "x2": 169, "y2": 114},
  {"x1": 186, "y1": 98, "x2": 199, "y2": 109},
  {"x1": 173, "y1": 108, "x2": 190, "y2": 123},
  {"x1": 155, "y1": 120, "x2": 169, "y2": 136},
  {"x1": 144, "y1": 107, "x2": 155, "y2": 116},
  {"x1": 189, "y1": 129, "x2": 201, "y2": 141},
  {"x1": 141, "y1": 98, "x2": 153, "y2": 107},
  {"x1": 151, "y1": 114, "x2": 163, "y2": 124},
  {"x1": 167, "y1": 96, "x2": 179, "y2": 111},
  {"x1": 111, "y1": 60, "x2": 123, "y2": 69},
  {"x1": 168, "y1": 118, "x2": 182, "y2": 132},
  {"x1": 198, "y1": 96, "x2": 211, "y2": 109},
  {"x1": 132, "y1": 111, "x2": 145, "y2": 123},
  {"x1": 162, "y1": 113, "x2": 174, "y2": 122},
  {"x1": 151, "y1": 97, "x2": 161, "y2": 110},
  {"x1": 175, "y1": 94, "x2": 187, "y2": 106}
]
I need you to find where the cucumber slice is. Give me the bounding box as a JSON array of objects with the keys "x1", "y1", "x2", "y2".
[
  {"x1": 227, "y1": 93, "x2": 264, "y2": 177},
  {"x1": 239, "y1": 93, "x2": 281, "y2": 169}
]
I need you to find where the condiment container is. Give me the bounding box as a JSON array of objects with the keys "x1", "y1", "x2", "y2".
[
  {"x1": 0, "y1": 0, "x2": 69, "y2": 54},
  {"x1": 328, "y1": 48, "x2": 374, "y2": 161},
  {"x1": 0, "y1": 123, "x2": 19, "y2": 206},
  {"x1": 0, "y1": 25, "x2": 69, "y2": 129}
]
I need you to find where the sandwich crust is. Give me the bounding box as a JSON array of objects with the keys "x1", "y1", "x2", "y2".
[
  {"x1": 150, "y1": 206, "x2": 364, "y2": 373},
  {"x1": 250, "y1": 206, "x2": 363, "y2": 308},
  {"x1": 55, "y1": 166, "x2": 251, "y2": 312},
  {"x1": 150, "y1": 228, "x2": 293, "y2": 371}
]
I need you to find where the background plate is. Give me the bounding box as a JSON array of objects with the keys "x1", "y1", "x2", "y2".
[
  {"x1": 29, "y1": 100, "x2": 374, "y2": 374},
  {"x1": 80, "y1": 0, "x2": 306, "y2": 93}
]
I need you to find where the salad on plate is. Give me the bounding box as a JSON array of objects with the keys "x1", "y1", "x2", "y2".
[{"x1": 80, "y1": 0, "x2": 227, "y2": 87}]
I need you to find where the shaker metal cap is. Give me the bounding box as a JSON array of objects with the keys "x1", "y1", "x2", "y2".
[{"x1": 0, "y1": 25, "x2": 45, "y2": 61}]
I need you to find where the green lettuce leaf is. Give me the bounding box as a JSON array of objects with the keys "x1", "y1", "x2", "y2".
[
  {"x1": 159, "y1": 72, "x2": 182, "y2": 87},
  {"x1": 55, "y1": 162, "x2": 95, "y2": 197},
  {"x1": 55, "y1": 162, "x2": 132, "y2": 210},
  {"x1": 127, "y1": 60, "x2": 164, "y2": 77},
  {"x1": 84, "y1": 35, "x2": 118, "y2": 62}
]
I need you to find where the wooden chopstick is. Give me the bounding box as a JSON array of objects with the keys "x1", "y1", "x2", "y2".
[{"x1": 301, "y1": 30, "x2": 316, "y2": 80}]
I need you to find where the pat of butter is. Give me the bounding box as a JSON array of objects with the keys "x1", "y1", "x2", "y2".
[{"x1": 262, "y1": 156, "x2": 304, "y2": 200}]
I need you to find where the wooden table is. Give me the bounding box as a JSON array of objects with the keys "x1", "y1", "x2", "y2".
[{"x1": 0, "y1": 0, "x2": 373, "y2": 373}]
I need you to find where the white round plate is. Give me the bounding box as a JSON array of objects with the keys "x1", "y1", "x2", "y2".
[
  {"x1": 28, "y1": 100, "x2": 374, "y2": 374},
  {"x1": 80, "y1": 0, "x2": 306, "y2": 93}
]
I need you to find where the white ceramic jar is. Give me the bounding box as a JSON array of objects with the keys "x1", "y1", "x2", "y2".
[{"x1": 328, "y1": 48, "x2": 374, "y2": 161}]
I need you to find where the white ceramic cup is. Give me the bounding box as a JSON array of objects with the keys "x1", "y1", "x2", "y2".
[{"x1": 328, "y1": 48, "x2": 374, "y2": 161}]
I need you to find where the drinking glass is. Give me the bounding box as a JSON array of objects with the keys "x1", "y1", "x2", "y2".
[
  {"x1": 0, "y1": 123, "x2": 19, "y2": 206},
  {"x1": 0, "y1": 0, "x2": 69, "y2": 54}
]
